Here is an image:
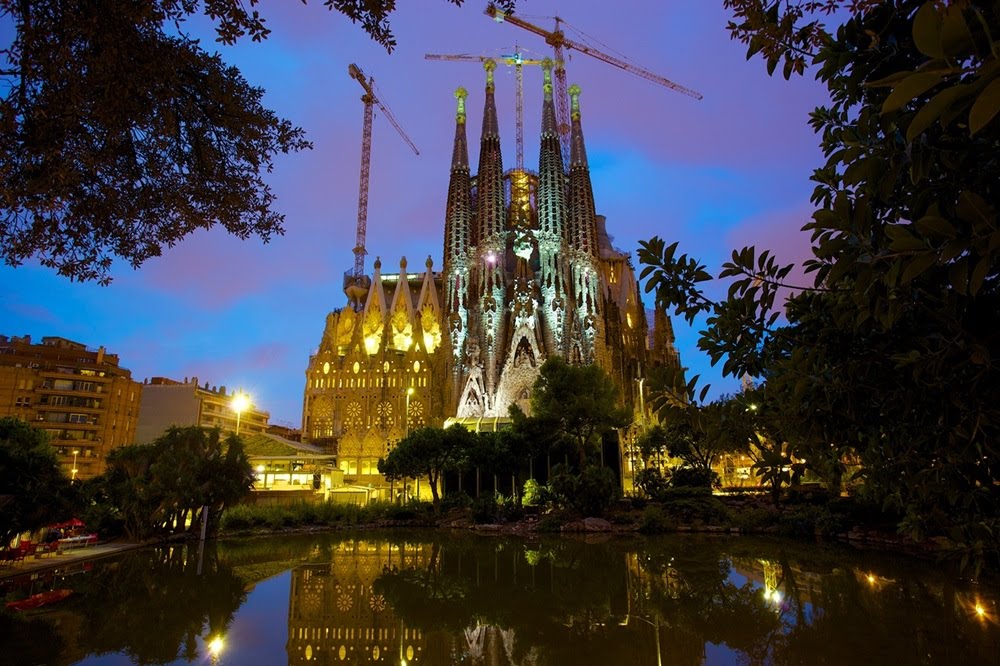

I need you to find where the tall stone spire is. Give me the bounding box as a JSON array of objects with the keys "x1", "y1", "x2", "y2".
[
  {"x1": 444, "y1": 87, "x2": 471, "y2": 269},
  {"x1": 443, "y1": 87, "x2": 472, "y2": 360},
  {"x1": 474, "y1": 58, "x2": 506, "y2": 408},
  {"x1": 567, "y1": 84, "x2": 598, "y2": 258},
  {"x1": 565, "y1": 84, "x2": 603, "y2": 363},
  {"x1": 476, "y1": 59, "x2": 505, "y2": 248},
  {"x1": 536, "y1": 59, "x2": 568, "y2": 355}
]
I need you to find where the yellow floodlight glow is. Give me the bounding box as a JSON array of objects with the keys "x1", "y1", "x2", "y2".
[
  {"x1": 207, "y1": 635, "x2": 224, "y2": 656},
  {"x1": 975, "y1": 603, "x2": 986, "y2": 618},
  {"x1": 232, "y1": 392, "x2": 250, "y2": 413}
]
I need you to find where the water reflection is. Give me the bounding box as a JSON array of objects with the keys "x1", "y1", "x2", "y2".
[
  {"x1": 1, "y1": 533, "x2": 998, "y2": 665},
  {"x1": 287, "y1": 540, "x2": 433, "y2": 665}
]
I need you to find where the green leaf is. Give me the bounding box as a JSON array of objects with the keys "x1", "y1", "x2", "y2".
[
  {"x1": 939, "y1": 6, "x2": 975, "y2": 58},
  {"x1": 969, "y1": 255, "x2": 990, "y2": 295},
  {"x1": 969, "y1": 77, "x2": 1000, "y2": 136},
  {"x1": 901, "y1": 253, "x2": 937, "y2": 283},
  {"x1": 913, "y1": 2, "x2": 944, "y2": 58},
  {"x1": 907, "y1": 85, "x2": 974, "y2": 142},
  {"x1": 867, "y1": 70, "x2": 913, "y2": 88},
  {"x1": 882, "y1": 72, "x2": 945, "y2": 114},
  {"x1": 915, "y1": 216, "x2": 956, "y2": 239}
]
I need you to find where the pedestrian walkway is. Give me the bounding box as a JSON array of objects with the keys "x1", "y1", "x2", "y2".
[{"x1": 0, "y1": 541, "x2": 143, "y2": 581}]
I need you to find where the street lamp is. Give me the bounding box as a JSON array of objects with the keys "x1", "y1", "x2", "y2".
[
  {"x1": 232, "y1": 391, "x2": 251, "y2": 436},
  {"x1": 256, "y1": 464, "x2": 267, "y2": 490},
  {"x1": 71, "y1": 449, "x2": 79, "y2": 481},
  {"x1": 405, "y1": 387, "x2": 415, "y2": 436}
]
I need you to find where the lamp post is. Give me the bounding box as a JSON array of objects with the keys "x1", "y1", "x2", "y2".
[
  {"x1": 231, "y1": 391, "x2": 251, "y2": 436},
  {"x1": 405, "y1": 387, "x2": 415, "y2": 436},
  {"x1": 71, "y1": 449, "x2": 79, "y2": 482}
]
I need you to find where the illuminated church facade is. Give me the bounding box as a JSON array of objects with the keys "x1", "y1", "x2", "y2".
[{"x1": 302, "y1": 60, "x2": 680, "y2": 493}]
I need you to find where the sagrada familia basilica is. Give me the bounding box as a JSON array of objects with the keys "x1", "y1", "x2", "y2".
[{"x1": 302, "y1": 60, "x2": 680, "y2": 490}]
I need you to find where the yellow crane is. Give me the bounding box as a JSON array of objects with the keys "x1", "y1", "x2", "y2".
[
  {"x1": 346, "y1": 63, "x2": 419, "y2": 304},
  {"x1": 485, "y1": 5, "x2": 702, "y2": 161}
]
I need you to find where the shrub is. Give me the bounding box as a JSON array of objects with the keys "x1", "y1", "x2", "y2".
[
  {"x1": 522, "y1": 479, "x2": 547, "y2": 507},
  {"x1": 638, "y1": 506, "x2": 676, "y2": 534},
  {"x1": 730, "y1": 506, "x2": 779, "y2": 533},
  {"x1": 634, "y1": 468, "x2": 669, "y2": 499},
  {"x1": 549, "y1": 465, "x2": 618, "y2": 517},
  {"x1": 497, "y1": 495, "x2": 524, "y2": 522},
  {"x1": 442, "y1": 490, "x2": 472, "y2": 510},
  {"x1": 659, "y1": 490, "x2": 730, "y2": 525},
  {"x1": 669, "y1": 466, "x2": 720, "y2": 489},
  {"x1": 471, "y1": 495, "x2": 499, "y2": 524},
  {"x1": 535, "y1": 515, "x2": 563, "y2": 532},
  {"x1": 386, "y1": 504, "x2": 418, "y2": 521},
  {"x1": 777, "y1": 506, "x2": 823, "y2": 538}
]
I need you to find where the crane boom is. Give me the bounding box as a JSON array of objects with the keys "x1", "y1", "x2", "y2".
[
  {"x1": 485, "y1": 6, "x2": 703, "y2": 99},
  {"x1": 347, "y1": 64, "x2": 419, "y2": 288},
  {"x1": 424, "y1": 51, "x2": 544, "y2": 171}
]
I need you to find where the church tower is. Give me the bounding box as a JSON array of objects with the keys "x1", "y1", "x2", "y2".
[{"x1": 302, "y1": 62, "x2": 683, "y2": 497}]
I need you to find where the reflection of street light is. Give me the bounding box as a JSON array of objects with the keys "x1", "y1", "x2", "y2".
[
  {"x1": 405, "y1": 387, "x2": 415, "y2": 436},
  {"x1": 71, "y1": 449, "x2": 80, "y2": 481},
  {"x1": 232, "y1": 391, "x2": 251, "y2": 435},
  {"x1": 207, "y1": 635, "x2": 224, "y2": 663}
]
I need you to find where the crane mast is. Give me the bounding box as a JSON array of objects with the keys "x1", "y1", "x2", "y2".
[
  {"x1": 346, "y1": 64, "x2": 419, "y2": 305},
  {"x1": 425, "y1": 49, "x2": 542, "y2": 172}
]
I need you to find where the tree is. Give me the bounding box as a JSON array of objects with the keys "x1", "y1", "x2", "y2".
[
  {"x1": 641, "y1": 2, "x2": 1000, "y2": 560},
  {"x1": 103, "y1": 426, "x2": 254, "y2": 539},
  {"x1": 531, "y1": 357, "x2": 631, "y2": 469},
  {"x1": 0, "y1": 0, "x2": 516, "y2": 283},
  {"x1": 0, "y1": 417, "x2": 73, "y2": 545},
  {"x1": 379, "y1": 424, "x2": 474, "y2": 513}
]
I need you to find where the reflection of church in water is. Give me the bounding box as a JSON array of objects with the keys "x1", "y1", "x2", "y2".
[
  {"x1": 285, "y1": 540, "x2": 706, "y2": 665},
  {"x1": 287, "y1": 541, "x2": 430, "y2": 665},
  {"x1": 301, "y1": 59, "x2": 680, "y2": 492}
]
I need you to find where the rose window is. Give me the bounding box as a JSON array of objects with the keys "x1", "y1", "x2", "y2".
[
  {"x1": 375, "y1": 401, "x2": 394, "y2": 428},
  {"x1": 344, "y1": 401, "x2": 364, "y2": 431},
  {"x1": 408, "y1": 400, "x2": 425, "y2": 428}
]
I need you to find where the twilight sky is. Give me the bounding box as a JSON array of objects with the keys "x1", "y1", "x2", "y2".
[{"x1": 0, "y1": 1, "x2": 828, "y2": 427}]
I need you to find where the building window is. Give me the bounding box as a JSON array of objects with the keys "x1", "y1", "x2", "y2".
[
  {"x1": 14, "y1": 396, "x2": 30, "y2": 407},
  {"x1": 68, "y1": 413, "x2": 89, "y2": 424}
]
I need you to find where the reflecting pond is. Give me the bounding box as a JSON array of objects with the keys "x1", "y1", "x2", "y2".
[{"x1": 1, "y1": 532, "x2": 998, "y2": 665}]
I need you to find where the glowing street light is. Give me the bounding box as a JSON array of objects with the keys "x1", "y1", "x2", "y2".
[
  {"x1": 405, "y1": 387, "x2": 415, "y2": 436},
  {"x1": 256, "y1": 464, "x2": 267, "y2": 490},
  {"x1": 231, "y1": 391, "x2": 251, "y2": 436},
  {"x1": 207, "y1": 635, "x2": 224, "y2": 663},
  {"x1": 71, "y1": 449, "x2": 80, "y2": 481}
]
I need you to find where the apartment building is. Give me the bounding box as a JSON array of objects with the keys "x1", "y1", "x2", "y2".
[
  {"x1": 135, "y1": 376, "x2": 270, "y2": 443},
  {"x1": 0, "y1": 334, "x2": 142, "y2": 480}
]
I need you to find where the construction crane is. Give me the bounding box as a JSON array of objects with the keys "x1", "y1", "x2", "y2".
[
  {"x1": 346, "y1": 63, "x2": 419, "y2": 296},
  {"x1": 424, "y1": 48, "x2": 543, "y2": 171},
  {"x1": 485, "y1": 5, "x2": 702, "y2": 162}
]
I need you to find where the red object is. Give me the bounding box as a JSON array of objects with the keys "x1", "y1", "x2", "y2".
[
  {"x1": 5, "y1": 589, "x2": 73, "y2": 611},
  {"x1": 49, "y1": 518, "x2": 85, "y2": 529}
]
